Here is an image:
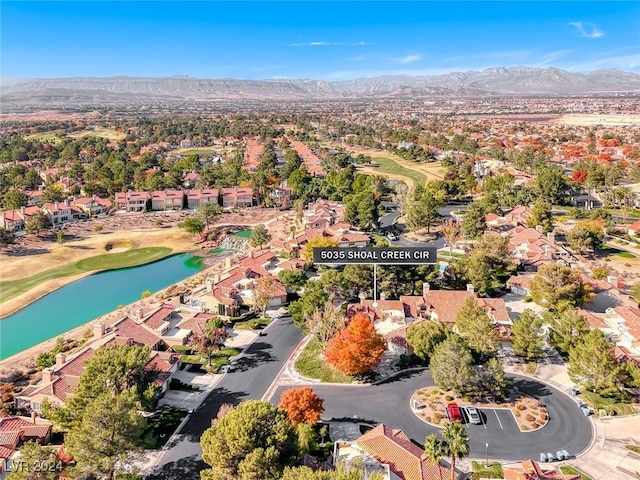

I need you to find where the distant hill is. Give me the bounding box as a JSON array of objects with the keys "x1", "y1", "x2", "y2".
[{"x1": 2, "y1": 66, "x2": 639, "y2": 107}]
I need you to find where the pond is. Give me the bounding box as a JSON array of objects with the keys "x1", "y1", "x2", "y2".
[{"x1": 0, "y1": 253, "x2": 204, "y2": 361}]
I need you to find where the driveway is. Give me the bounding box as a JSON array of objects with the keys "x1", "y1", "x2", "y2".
[
  {"x1": 144, "y1": 316, "x2": 304, "y2": 480},
  {"x1": 270, "y1": 371, "x2": 593, "y2": 462}
]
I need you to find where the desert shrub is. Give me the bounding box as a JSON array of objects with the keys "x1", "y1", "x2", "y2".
[
  {"x1": 515, "y1": 411, "x2": 520, "y2": 417},
  {"x1": 424, "y1": 416, "x2": 432, "y2": 423},
  {"x1": 445, "y1": 395, "x2": 454, "y2": 401},
  {"x1": 433, "y1": 413, "x2": 443, "y2": 424},
  {"x1": 93, "y1": 225, "x2": 103, "y2": 232},
  {"x1": 525, "y1": 414, "x2": 535, "y2": 422},
  {"x1": 517, "y1": 404, "x2": 527, "y2": 411},
  {"x1": 522, "y1": 425, "x2": 529, "y2": 431}
]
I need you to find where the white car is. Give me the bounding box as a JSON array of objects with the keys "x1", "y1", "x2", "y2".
[
  {"x1": 466, "y1": 406, "x2": 482, "y2": 424},
  {"x1": 386, "y1": 232, "x2": 399, "y2": 241}
]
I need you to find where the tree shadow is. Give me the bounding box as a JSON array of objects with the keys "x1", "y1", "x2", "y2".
[
  {"x1": 373, "y1": 367, "x2": 427, "y2": 385},
  {"x1": 3, "y1": 247, "x2": 49, "y2": 256},
  {"x1": 178, "y1": 386, "x2": 251, "y2": 439},
  {"x1": 145, "y1": 454, "x2": 206, "y2": 480},
  {"x1": 509, "y1": 376, "x2": 552, "y2": 399},
  {"x1": 232, "y1": 342, "x2": 276, "y2": 371}
]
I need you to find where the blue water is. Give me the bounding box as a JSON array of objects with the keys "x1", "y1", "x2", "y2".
[{"x1": 0, "y1": 253, "x2": 203, "y2": 361}]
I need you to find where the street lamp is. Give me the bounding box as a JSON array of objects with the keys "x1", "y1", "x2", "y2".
[{"x1": 485, "y1": 442, "x2": 489, "y2": 467}]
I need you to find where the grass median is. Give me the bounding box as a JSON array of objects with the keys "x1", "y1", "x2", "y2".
[
  {"x1": 0, "y1": 247, "x2": 173, "y2": 303},
  {"x1": 294, "y1": 337, "x2": 353, "y2": 384}
]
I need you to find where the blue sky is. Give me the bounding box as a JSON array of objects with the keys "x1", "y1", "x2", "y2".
[{"x1": 2, "y1": 1, "x2": 639, "y2": 80}]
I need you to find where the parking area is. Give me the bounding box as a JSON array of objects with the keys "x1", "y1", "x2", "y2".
[{"x1": 459, "y1": 406, "x2": 520, "y2": 435}]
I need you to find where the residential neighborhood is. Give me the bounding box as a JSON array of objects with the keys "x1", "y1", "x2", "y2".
[{"x1": 2, "y1": 52, "x2": 640, "y2": 480}]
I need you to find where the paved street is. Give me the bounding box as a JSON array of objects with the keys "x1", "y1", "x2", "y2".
[
  {"x1": 271, "y1": 371, "x2": 593, "y2": 462},
  {"x1": 144, "y1": 316, "x2": 304, "y2": 480}
]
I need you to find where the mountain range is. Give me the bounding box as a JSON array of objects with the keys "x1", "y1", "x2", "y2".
[{"x1": 2, "y1": 66, "x2": 640, "y2": 106}]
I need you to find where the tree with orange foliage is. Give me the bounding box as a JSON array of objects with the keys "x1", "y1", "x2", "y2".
[
  {"x1": 325, "y1": 313, "x2": 386, "y2": 376},
  {"x1": 278, "y1": 387, "x2": 325, "y2": 425},
  {"x1": 572, "y1": 170, "x2": 588, "y2": 184}
]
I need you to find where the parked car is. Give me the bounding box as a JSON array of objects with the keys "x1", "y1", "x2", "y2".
[
  {"x1": 466, "y1": 406, "x2": 482, "y2": 424},
  {"x1": 446, "y1": 402, "x2": 462, "y2": 422},
  {"x1": 539, "y1": 453, "x2": 548, "y2": 462},
  {"x1": 386, "y1": 232, "x2": 399, "y2": 241},
  {"x1": 256, "y1": 329, "x2": 266, "y2": 336}
]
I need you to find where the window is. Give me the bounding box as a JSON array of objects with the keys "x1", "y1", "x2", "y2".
[{"x1": 33, "y1": 401, "x2": 41, "y2": 411}]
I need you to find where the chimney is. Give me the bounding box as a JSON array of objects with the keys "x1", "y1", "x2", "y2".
[
  {"x1": 213, "y1": 273, "x2": 220, "y2": 284},
  {"x1": 466, "y1": 284, "x2": 475, "y2": 293},
  {"x1": 31, "y1": 411, "x2": 37, "y2": 424},
  {"x1": 135, "y1": 307, "x2": 144, "y2": 321},
  {"x1": 55, "y1": 352, "x2": 66, "y2": 367},
  {"x1": 547, "y1": 232, "x2": 555, "y2": 244},
  {"x1": 93, "y1": 322, "x2": 105, "y2": 339},
  {"x1": 42, "y1": 368, "x2": 53, "y2": 384},
  {"x1": 55, "y1": 201, "x2": 59, "y2": 210},
  {"x1": 535, "y1": 225, "x2": 543, "y2": 233},
  {"x1": 20, "y1": 206, "x2": 25, "y2": 217},
  {"x1": 544, "y1": 245, "x2": 551, "y2": 256},
  {"x1": 423, "y1": 282, "x2": 430, "y2": 298},
  {"x1": 380, "y1": 292, "x2": 386, "y2": 302},
  {"x1": 225, "y1": 257, "x2": 232, "y2": 269},
  {"x1": 359, "y1": 292, "x2": 366, "y2": 305}
]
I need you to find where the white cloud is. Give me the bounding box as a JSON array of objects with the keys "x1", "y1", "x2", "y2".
[
  {"x1": 569, "y1": 21, "x2": 605, "y2": 39},
  {"x1": 291, "y1": 41, "x2": 374, "y2": 47},
  {"x1": 395, "y1": 54, "x2": 422, "y2": 64}
]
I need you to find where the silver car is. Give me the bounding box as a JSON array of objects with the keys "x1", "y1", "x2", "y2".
[{"x1": 466, "y1": 406, "x2": 482, "y2": 424}]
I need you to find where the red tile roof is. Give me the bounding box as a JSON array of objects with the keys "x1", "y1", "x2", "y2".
[
  {"x1": 0, "y1": 445, "x2": 16, "y2": 461},
  {"x1": 612, "y1": 306, "x2": 640, "y2": 340},
  {"x1": 356, "y1": 424, "x2": 447, "y2": 480},
  {"x1": 112, "y1": 317, "x2": 162, "y2": 347},
  {"x1": 143, "y1": 304, "x2": 175, "y2": 330},
  {"x1": 57, "y1": 348, "x2": 95, "y2": 377}
]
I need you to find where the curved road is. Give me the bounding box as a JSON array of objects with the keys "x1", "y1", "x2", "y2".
[{"x1": 272, "y1": 370, "x2": 592, "y2": 461}]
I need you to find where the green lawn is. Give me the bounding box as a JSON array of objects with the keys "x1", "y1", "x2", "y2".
[
  {"x1": 177, "y1": 346, "x2": 241, "y2": 373},
  {"x1": 24, "y1": 131, "x2": 64, "y2": 143},
  {"x1": 616, "y1": 251, "x2": 636, "y2": 259},
  {"x1": 178, "y1": 148, "x2": 217, "y2": 156},
  {"x1": 471, "y1": 461, "x2": 504, "y2": 480},
  {"x1": 560, "y1": 466, "x2": 593, "y2": 480},
  {"x1": 234, "y1": 229, "x2": 253, "y2": 238},
  {"x1": 233, "y1": 317, "x2": 272, "y2": 330},
  {"x1": 0, "y1": 247, "x2": 174, "y2": 303},
  {"x1": 579, "y1": 391, "x2": 637, "y2": 416},
  {"x1": 366, "y1": 156, "x2": 426, "y2": 185},
  {"x1": 76, "y1": 247, "x2": 172, "y2": 270},
  {"x1": 294, "y1": 337, "x2": 353, "y2": 384}
]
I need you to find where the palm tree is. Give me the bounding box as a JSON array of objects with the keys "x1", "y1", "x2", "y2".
[
  {"x1": 424, "y1": 433, "x2": 448, "y2": 480},
  {"x1": 442, "y1": 422, "x2": 470, "y2": 480}
]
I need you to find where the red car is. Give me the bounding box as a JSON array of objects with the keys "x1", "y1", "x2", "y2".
[{"x1": 447, "y1": 402, "x2": 462, "y2": 422}]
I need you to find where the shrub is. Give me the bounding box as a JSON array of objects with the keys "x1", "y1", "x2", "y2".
[
  {"x1": 424, "y1": 416, "x2": 432, "y2": 423},
  {"x1": 525, "y1": 414, "x2": 535, "y2": 422},
  {"x1": 445, "y1": 395, "x2": 454, "y2": 401},
  {"x1": 517, "y1": 404, "x2": 527, "y2": 411},
  {"x1": 522, "y1": 425, "x2": 529, "y2": 431},
  {"x1": 515, "y1": 411, "x2": 520, "y2": 417},
  {"x1": 93, "y1": 224, "x2": 103, "y2": 232},
  {"x1": 433, "y1": 413, "x2": 443, "y2": 424}
]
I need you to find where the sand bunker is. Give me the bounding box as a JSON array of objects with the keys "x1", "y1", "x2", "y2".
[{"x1": 105, "y1": 240, "x2": 133, "y2": 253}]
